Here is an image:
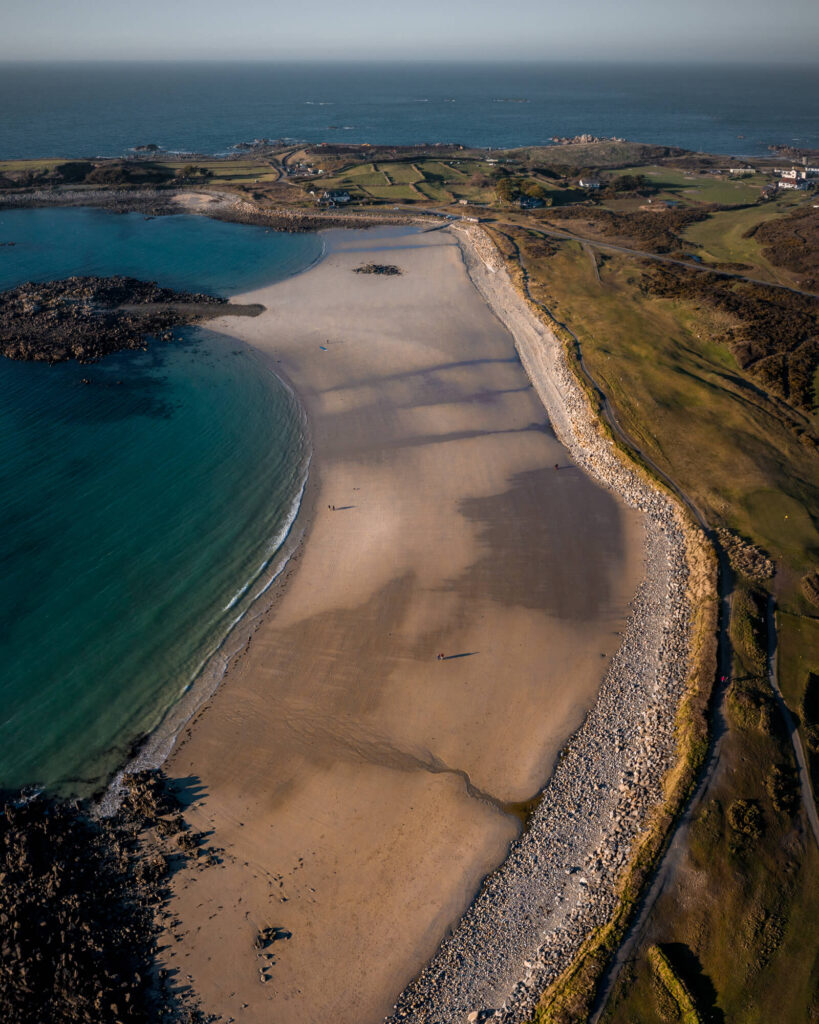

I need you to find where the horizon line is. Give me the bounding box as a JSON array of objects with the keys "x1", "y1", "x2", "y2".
[{"x1": 1, "y1": 56, "x2": 817, "y2": 67}]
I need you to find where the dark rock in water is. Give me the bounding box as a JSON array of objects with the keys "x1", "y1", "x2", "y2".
[
  {"x1": 353, "y1": 263, "x2": 402, "y2": 276},
  {"x1": 0, "y1": 275, "x2": 263, "y2": 364},
  {"x1": 0, "y1": 771, "x2": 214, "y2": 1024}
]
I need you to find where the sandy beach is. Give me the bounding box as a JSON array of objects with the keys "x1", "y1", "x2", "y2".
[{"x1": 159, "y1": 225, "x2": 646, "y2": 1023}]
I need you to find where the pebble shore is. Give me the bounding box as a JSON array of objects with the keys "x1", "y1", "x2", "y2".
[{"x1": 384, "y1": 226, "x2": 697, "y2": 1024}]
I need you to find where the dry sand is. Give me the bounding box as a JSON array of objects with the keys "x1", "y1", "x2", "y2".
[{"x1": 160, "y1": 226, "x2": 645, "y2": 1023}]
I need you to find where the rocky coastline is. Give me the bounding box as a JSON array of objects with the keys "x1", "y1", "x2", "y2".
[
  {"x1": 0, "y1": 772, "x2": 213, "y2": 1024},
  {"x1": 0, "y1": 275, "x2": 262, "y2": 363},
  {"x1": 0, "y1": 186, "x2": 441, "y2": 233},
  {"x1": 383, "y1": 227, "x2": 705, "y2": 1023}
]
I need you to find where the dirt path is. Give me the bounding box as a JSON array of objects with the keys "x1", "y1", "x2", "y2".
[
  {"x1": 501, "y1": 219, "x2": 819, "y2": 301},
  {"x1": 768, "y1": 598, "x2": 819, "y2": 847}
]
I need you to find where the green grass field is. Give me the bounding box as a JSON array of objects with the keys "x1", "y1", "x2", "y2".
[
  {"x1": 335, "y1": 163, "x2": 391, "y2": 187},
  {"x1": 378, "y1": 161, "x2": 422, "y2": 184},
  {"x1": 681, "y1": 199, "x2": 811, "y2": 283},
  {"x1": 158, "y1": 160, "x2": 279, "y2": 183},
  {"x1": 417, "y1": 158, "x2": 467, "y2": 182},
  {"x1": 610, "y1": 164, "x2": 770, "y2": 205},
  {"x1": 413, "y1": 181, "x2": 453, "y2": 203},
  {"x1": 361, "y1": 185, "x2": 421, "y2": 201},
  {"x1": 0, "y1": 158, "x2": 67, "y2": 172}
]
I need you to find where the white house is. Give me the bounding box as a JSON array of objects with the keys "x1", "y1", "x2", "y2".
[
  {"x1": 320, "y1": 189, "x2": 351, "y2": 205},
  {"x1": 578, "y1": 177, "x2": 602, "y2": 190}
]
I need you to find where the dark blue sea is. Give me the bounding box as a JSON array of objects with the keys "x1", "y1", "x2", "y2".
[
  {"x1": 0, "y1": 208, "x2": 322, "y2": 793},
  {"x1": 0, "y1": 61, "x2": 817, "y2": 160}
]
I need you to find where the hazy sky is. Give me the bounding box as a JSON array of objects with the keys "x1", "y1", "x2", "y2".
[{"x1": 3, "y1": 0, "x2": 818, "y2": 62}]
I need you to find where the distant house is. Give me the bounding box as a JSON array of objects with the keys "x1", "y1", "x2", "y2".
[
  {"x1": 780, "y1": 167, "x2": 808, "y2": 181},
  {"x1": 578, "y1": 177, "x2": 602, "y2": 190},
  {"x1": 320, "y1": 189, "x2": 351, "y2": 205},
  {"x1": 778, "y1": 179, "x2": 809, "y2": 190},
  {"x1": 519, "y1": 195, "x2": 545, "y2": 209},
  {"x1": 729, "y1": 166, "x2": 754, "y2": 176}
]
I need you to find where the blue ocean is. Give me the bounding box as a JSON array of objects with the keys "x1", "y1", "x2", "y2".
[
  {"x1": 0, "y1": 61, "x2": 817, "y2": 160},
  {"x1": 0, "y1": 208, "x2": 322, "y2": 793}
]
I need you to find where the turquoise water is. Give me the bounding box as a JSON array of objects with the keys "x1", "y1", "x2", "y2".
[{"x1": 0, "y1": 208, "x2": 323, "y2": 794}]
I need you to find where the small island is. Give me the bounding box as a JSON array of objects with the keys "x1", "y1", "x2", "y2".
[
  {"x1": 0, "y1": 275, "x2": 263, "y2": 363},
  {"x1": 353, "y1": 263, "x2": 402, "y2": 275}
]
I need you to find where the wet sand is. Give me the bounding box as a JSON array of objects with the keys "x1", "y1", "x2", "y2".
[{"x1": 160, "y1": 226, "x2": 645, "y2": 1023}]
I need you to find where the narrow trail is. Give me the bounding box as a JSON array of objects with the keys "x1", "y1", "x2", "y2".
[
  {"x1": 587, "y1": 572, "x2": 734, "y2": 1023},
  {"x1": 767, "y1": 597, "x2": 819, "y2": 848},
  {"x1": 499, "y1": 219, "x2": 819, "y2": 301}
]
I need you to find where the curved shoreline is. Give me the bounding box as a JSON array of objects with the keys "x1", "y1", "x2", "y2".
[
  {"x1": 99, "y1": 338, "x2": 318, "y2": 815},
  {"x1": 155, "y1": 223, "x2": 652, "y2": 1024},
  {"x1": 385, "y1": 226, "x2": 703, "y2": 1022}
]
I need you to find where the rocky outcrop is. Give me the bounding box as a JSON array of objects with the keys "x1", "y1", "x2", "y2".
[
  {"x1": 0, "y1": 772, "x2": 209, "y2": 1024},
  {"x1": 353, "y1": 263, "x2": 402, "y2": 275},
  {"x1": 0, "y1": 275, "x2": 262, "y2": 363}
]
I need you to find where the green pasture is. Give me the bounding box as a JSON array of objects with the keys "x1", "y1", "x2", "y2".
[
  {"x1": 610, "y1": 164, "x2": 771, "y2": 205},
  {"x1": 159, "y1": 160, "x2": 278, "y2": 183},
  {"x1": 414, "y1": 181, "x2": 453, "y2": 203},
  {"x1": 0, "y1": 158, "x2": 66, "y2": 173},
  {"x1": 681, "y1": 200, "x2": 810, "y2": 282},
  {"x1": 362, "y1": 185, "x2": 421, "y2": 201},
  {"x1": 378, "y1": 162, "x2": 422, "y2": 184},
  {"x1": 778, "y1": 611, "x2": 819, "y2": 720}
]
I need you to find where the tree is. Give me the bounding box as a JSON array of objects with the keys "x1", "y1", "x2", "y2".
[
  {"x1": 520, "y1": 181, "x2": 547, "y2": 200},
  {"x1": 495, "y1": 177, "x2": 519, "y2": 203},
  {"x1": 177, "y1": 165, "x2": 212, "y2": 180}
]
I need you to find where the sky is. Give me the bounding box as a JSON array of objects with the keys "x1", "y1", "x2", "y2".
[{"x1": 2, "y1": 0, "x2": 818, "y2": 63}]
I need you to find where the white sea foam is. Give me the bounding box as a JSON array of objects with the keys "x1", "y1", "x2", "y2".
[{"x1": 98, "y1": 450, "x2": 311, "y2": 817}]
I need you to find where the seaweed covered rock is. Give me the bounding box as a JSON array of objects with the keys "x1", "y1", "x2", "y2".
[
  {"x1": 0, "y1": 275, "x2": 261, "y2": 364},
  {"x1": 353, "y1": 263, "x2": 402, "y2": 276},
  {"x1": 0, "y1": 773, "x2": 209, "y2": 1024}
]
